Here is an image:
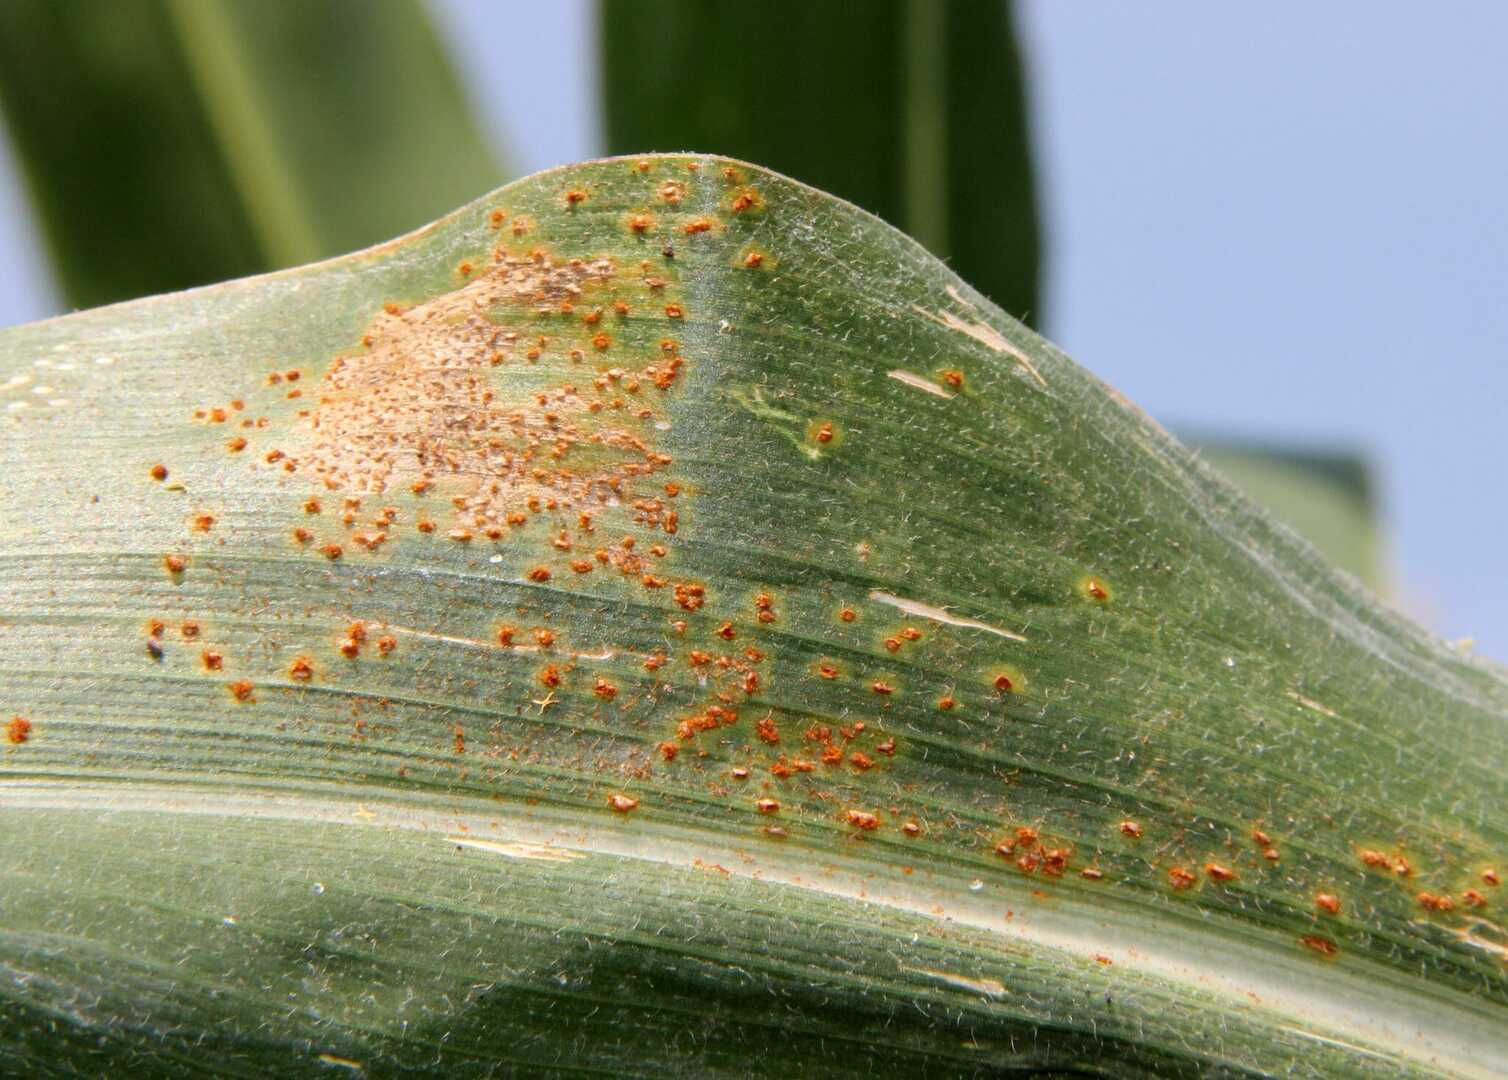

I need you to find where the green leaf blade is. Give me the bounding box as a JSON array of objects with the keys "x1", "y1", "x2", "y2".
[{"x1": 1, "y1": 155, "x2": 1506, "y2": 1075}]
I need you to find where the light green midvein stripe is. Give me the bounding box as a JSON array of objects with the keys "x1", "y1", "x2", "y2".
[
  {"x1": 4, "y1": 783, "x2": 1505, "y2": 1077},
  {"x1": 902, "y1": 0, "x2": 948, "y2": 259},
  {"x1": 163, "y1": 0, "x2": 322, "y2": 268}
]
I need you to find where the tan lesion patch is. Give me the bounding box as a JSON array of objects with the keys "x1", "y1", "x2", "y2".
[
  {"x1": 295, "y1": 252, "x2": 682, "y2": 534},
  {"x1": 912, "y1": 303, "x2": 1047, "y2": 390}
]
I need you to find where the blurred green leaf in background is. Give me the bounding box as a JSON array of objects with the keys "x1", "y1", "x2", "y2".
[
  {"x1": 0, "y1": 0, "x2": 503, "y2": 311},
  {"x1": 1195, "y1": 442, "x2": 1386, "y2": 591},
  {"x1": 601, "y1": 0, "x2": 1043, "y2": 327}
]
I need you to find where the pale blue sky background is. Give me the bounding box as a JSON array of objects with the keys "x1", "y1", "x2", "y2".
[{"x1": 2, "y1": 2, "x2": 1505, "y2": 659}]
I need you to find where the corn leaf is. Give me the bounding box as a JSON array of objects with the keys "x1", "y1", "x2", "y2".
[{"x1": 2, "y1": 156, "x2": 1505, "y2": 1076}]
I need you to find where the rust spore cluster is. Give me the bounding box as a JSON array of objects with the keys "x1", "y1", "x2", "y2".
[{"x1": 114, "y1": 156, "x2": 1505, "y2": 962}]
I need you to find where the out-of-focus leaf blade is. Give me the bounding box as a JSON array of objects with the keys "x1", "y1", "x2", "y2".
[
  {"x1": 0, "y1": 0, "x2": 503, "y2": 311},
  {"x1": 1196, "y1": 442, "x2": 1386, "y2": 591},
  {"x1": 2, "y1": 156, "x2": 1506, "y2": 1075},
  {"x1": 600, "y1": 0, "x2": 1041, "y2": 324}
]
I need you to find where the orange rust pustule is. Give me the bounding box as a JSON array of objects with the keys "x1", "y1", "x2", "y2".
[
  {"x1": 1078, "y1": 576, "x2": 1112, "y2": 602},
  {"x1": 846, "y1": 809, "x2": 881, "y2": 830},
  {"x1": 6, "y1": 715, "x2": 32, "y2": 744}
]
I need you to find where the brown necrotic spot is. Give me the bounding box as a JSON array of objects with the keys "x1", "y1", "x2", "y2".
[
  {"x1": 1300, "y1": 935, "x2": 1338, "y2": 958},
  {"x1": 290, "y1": 253, "x2": 678, "y2": 535}
]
